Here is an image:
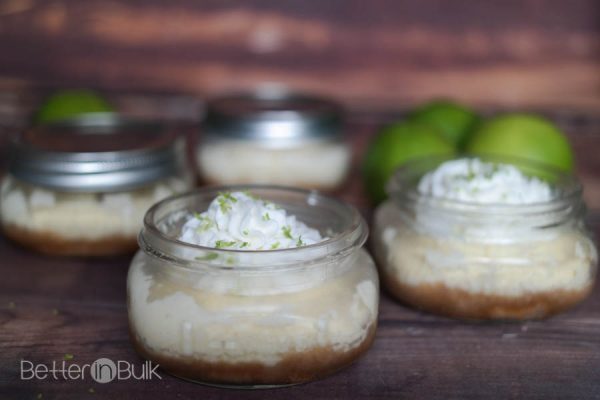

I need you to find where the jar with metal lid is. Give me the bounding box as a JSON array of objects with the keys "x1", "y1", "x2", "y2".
[
  {"x1": 372, "y1": 155, "x2": 597, "y2": 320},
  {"x1": 196, "y1": 90, "x2": 351, "y2": 190},
  {"x1": 127, "y1": 186, "x2": 379, "y2": 387},
  {"x1": 0, "y1": 113, "x2": 192, "y2": 256}
]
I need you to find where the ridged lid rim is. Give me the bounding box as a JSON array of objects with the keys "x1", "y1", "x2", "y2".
[{"x1": 8, "y1": 113, "x2": 184, "y2": 192}]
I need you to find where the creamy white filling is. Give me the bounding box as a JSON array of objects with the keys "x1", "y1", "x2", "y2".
[
  {"x1": 179, "y1": 191, "x2": 324, "y2": 250},
  {"x1": 374, "y1": 201, "x2": 596, "y2": 297},
  {"x1": 197, "y1": 140, "x2": 350, "y2": 189},
  {"x1": 0, "y1": 175, "x2": 188, "y2": 240},
  {"x1": 418, "y1": 158, "x2": 553, "y2": 204},
  {"x1": 383, "y1": 227, "x2": 595, "y2": 296},
  {"x1": 128, "y1": 249, "x2": 378, "y2": 365}
]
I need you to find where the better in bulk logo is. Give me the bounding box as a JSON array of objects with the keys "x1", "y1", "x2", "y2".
[{"x1": 20, "y1": 356, "x2": 161, "y2": 383}]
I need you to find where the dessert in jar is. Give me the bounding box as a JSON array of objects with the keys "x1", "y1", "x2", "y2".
[
  {"x1": 0, "y1": 113, "x2": 191, "y2": 256},
  {"x1": 127, "y1": 187, "x2": 379, "y2": 387},
  {"x1": 373, "y1": 156, "x2": 597, "y2": 320},
  {"x1": 196, "y1": 90, "x2": 351, "y2": 190}
]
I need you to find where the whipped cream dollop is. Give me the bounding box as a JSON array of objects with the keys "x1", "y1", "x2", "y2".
[
  {"x1": 418, "y1": 158, "x2": 554, "y2": 204},
  {"x1": 179, "y1": 191, "x2": 324, "y2": 250}
]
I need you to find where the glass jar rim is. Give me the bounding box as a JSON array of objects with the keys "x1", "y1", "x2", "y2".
[
  {"x1": 387, "y1": 155, "x2": 583, "y2": 217},
  {"x1": 140, "y1": 185, "x2": 368, "y2": 270}
]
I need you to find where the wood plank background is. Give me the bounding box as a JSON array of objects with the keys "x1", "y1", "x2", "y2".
[
  {"x1": 0, "y1": 0, "x2": 599, "y2": 109},
  {"x1": 1, "y1": 2, "x2": 600, "y2": 398}
]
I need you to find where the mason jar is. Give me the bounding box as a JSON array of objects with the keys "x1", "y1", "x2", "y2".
[
  {"x1": 196, "y1": 90, "x2": 351, "y2": 190},
  {"x1": 372, "y1": 156, "x2": 597, "y2": 320},
  {"x1": 127, "y1": 186, "x2": 379, "y2": 387},
  {"x1": 0, "y1": 113, "x2": 192, "y2": 256}
]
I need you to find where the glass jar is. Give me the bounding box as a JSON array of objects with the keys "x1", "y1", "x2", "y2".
[
  {"x1": 0, "y1": 113, "x2": 192, "y2": 256},
  {"x1": 196, "y1": 90, "x2": 351, "y2": 190},
  {"x1": 373, "y1": 156, "x2": 597, "y2": 320},
  {"x1": 127, "y1": 186, "x2": 379, "y2": 387}
]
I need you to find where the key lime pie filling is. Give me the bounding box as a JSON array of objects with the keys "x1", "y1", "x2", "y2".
[
  {"x1": 127, "y1": 188, "x2": 379, "y2": 386},
  {"x1": 1, "y1": 175, "x2": 188, "y2": 255},
  {"x1": 197, "y1": 139, "x2": 350, "y2": 190},
  {"x1": 373, "y1": 157, "x2": 597, "y2": 320}
]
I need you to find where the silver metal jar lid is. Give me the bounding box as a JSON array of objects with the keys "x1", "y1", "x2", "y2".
[
  {"x1": 8, "y1": 113, "x2": 185, "y2": 192},
  {"x1": 203, "y1": 90, "x2": 343, "y2": 143}
]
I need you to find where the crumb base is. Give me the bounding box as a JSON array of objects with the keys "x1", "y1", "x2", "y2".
[
  {"x1": 381, "y1": 269, "x2": 593, "y2": 320},
  {"x1": 2, "y1": 223, "x2": 138, "y2": 256},
  {"x1": 130, "y1": 323, "x2": 377, "y2": 386}
]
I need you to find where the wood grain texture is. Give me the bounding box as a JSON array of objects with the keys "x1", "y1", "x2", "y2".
[
  {"x1": 0, "y1": 0, "x2": 599, "y2": 109},
  {"x1": 0, "y1": 107, "x2": 599, "y2": 399}
]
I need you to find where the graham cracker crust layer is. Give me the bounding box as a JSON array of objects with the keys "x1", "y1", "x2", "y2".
[
  {"x1": 381, "y1": 269, "x2": 593, "y2": 320},
  {"x1": 2, "y1": 223, "x2": 138, "y2": 256},
  {"x1": 130, "y1": 323, "x2": 377, "y2": 386}
]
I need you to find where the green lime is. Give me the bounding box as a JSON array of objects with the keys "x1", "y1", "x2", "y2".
[
  {"x1": 407, "y1": 100, "x2": 481, "y2": 148},
  {"x1": 363, "y1": 121, "x2": 455, "y2": 203},
  {"x1": 465, "y1": 113, "x2": 574, "y2": 172},
  {"x1": 34, "y1": 90, "x2": 113, "y2": 124}
]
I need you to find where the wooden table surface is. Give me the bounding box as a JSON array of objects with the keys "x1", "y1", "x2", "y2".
[{"x1": 1, "y1": 103, "x2": 600, "y2": 399}]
